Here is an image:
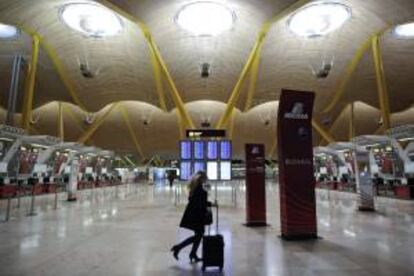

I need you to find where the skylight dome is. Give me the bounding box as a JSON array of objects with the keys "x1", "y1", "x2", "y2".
[
  {"x1": 0, "y1": 23, "x2": 20, "y2": 39},
  {"x1": 288, "y1": 2, "x2": 351, "y2": 38},
  {"x1": 60, "y1": 3, "x2": 124, "y2": 37},
  {"x1": 176, "y1": 1, "x2": 235, "y2": 36},
  {"x1": 394, "y1": 22, "x2": 414, "y2": 38}
]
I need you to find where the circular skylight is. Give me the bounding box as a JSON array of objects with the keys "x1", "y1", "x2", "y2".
[
  {"x1": 176, "y1": 1, "x2": 235, "y2": 36},
  {"x1": 0, "y1": 23, "x2": 20, "y2": 39},
  {"x1": 60, "y1": 3, "x2": 124, "y2": 37},
  {"x1": 288, "y1": 2, "x2": 351, "y2": 38},
  {"x1": 394, "y1": 22, "x2": 414, "y2": 38}
]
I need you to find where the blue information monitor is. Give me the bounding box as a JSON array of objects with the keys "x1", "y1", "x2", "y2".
[
  {"x1": 220, "y1": 140, "x2": 232, "y2": 160},
  {"x1": 194, "y1": 161, "x2": 206, "y2": 174},
  {"x1": 207, "y1": 141, "x2": 218, "y2": 160},
  {"x1": 180, "y1": 141, "x2": 192, "y2": 160},
  {"x1": 180, "y1": 161, "x2": 192, "y2": 180},
  {"x1": 194, "y1": 141, "x2": 205, "y2": 159}
]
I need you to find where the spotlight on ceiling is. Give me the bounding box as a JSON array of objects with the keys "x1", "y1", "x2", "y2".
[
  {"x1": 287, "y1": 2, "x2": 351, "y2": 38},
  {"x1": 176, "y1": 1, "x2": 235, "y2": 36},
  {"x1": 60, "y1": 3, "x2": 124, "y2": 37},
  {"x1": 394, "y1": 22, "x2": 414, "y2": 38},
  {"x1": 0, "y1": 23, "x2": 20, "y2": 39}
]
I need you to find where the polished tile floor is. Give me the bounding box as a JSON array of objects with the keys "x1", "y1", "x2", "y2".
[{"x1": 0, "y1": 182, "x2": 414, "y2": 276}]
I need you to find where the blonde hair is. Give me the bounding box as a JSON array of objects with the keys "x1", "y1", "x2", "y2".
[{"x1": 187, "y1": 171, "x2": 207, "y2": 196}]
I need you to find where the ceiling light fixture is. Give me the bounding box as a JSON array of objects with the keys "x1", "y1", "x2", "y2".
[
  {"x1": 176, "y1": 1, "x2": 235, "y2": 36},
  {"x1": 0, "y1": 23, "x2": 20, "y2": 39},
  {"x1": 60, "y1": 3, "x2": 124, "y2": 37},
  {"x1": 287, "y1": 2, "x2": 351, "y2": 38},
  {"x1": 394, "y1": 22, "x2": 414, "y2": 38}
]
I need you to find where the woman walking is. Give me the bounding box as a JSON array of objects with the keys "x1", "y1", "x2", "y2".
[{"x1": 171, "y1": 171, "x2": 211, "y2": 263}]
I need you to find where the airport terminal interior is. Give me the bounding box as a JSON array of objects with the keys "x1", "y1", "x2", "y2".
[{"x1": 0, "y1": 0, "x2": 414, "y2": 275}]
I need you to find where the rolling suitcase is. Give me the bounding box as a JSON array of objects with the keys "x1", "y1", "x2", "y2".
[{"x1": 202, "y1": 202, "x2": 224, "y2": 272}]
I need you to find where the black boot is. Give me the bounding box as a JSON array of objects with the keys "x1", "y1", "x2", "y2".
[
  {"x1": 189, "y1": 252, "x2": 202, "y2": 263},
  {"x1": 170, "y1": 245, "x2": 180, "y2": 261}
]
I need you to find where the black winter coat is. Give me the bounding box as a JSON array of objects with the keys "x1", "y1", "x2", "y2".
[{"x1": 179, "y1": 184, "x2": 210, "y2": 232}]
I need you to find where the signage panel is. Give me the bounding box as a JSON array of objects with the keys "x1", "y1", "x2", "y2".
[
  {"x1": 194, "y1": 141, "x2": 205, "y2": 159},
  {"x1": 245, "y1": 144, "x2": 267, "y2": 226},
  {"x1": 207, "y1": 161, "x2": 218, "y2": 180},
  {"x1": 354, "y1": 150, "x2": 375, "y2": 211},
  {"x1": 220, "y1": 161, "x2": 231, "y2": 180},
  {"x1": 180, "y1": 161, "x2": 192, "y2": 180},
  {"x1": 277, "y1": 89, "x2": 317, "y2": 240},
  {"x1": 207, "y1": 141, "x2": 218, "y2": 160},
  {"x1": 194, "y1": 161, "x2": 206, "y2": 174},
  {"x1": 220, "y1": 140, "x2": 232, "y2": 160},
  {"x1": 186, "y1": 129, "x2": 226, "y2": 138},
  {"x1": 180, "y1": 141, "x2": 192, "y2": 160}
]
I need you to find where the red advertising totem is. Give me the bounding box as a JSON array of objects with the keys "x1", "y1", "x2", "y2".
[
  {"x1": 277, "y1": 89, "x2": 317, "y2": 240},
  {"x1": 245, "y1": 144, "x2": 267, "y2": 226}
]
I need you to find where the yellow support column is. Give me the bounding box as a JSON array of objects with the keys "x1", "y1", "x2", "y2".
[
  {"x1": 216, "y1": 37, "x2": 264, "y2": 129},
  {"x1": 268, "y1": 139, "x2": 277, "y2": 160},
  {"x1": 124, "y1": 155, "x2": 137, "y2": 167},
  {"x1": 149, "y1": 44, "x2": 167, "y2": 111},
  {"x1": 77, "y1": 103, "x2": 119, "y2": 144},
  {"x1": 372, "y1": 35, "x2": 391, "y2": 130},
  {"x1": 64, "y1": 104, "x2": 95, "y2": 145},
  {"x1": 99, "y1": 1, "x2": 194, "y2": 129},
  {"x1": 119, "y1": 105, "x2": 145, "y2": 159},
  {"x1": 228, "y1": 109, "x2": 236, "y2": 140},
  {"x1": 349, "y1": 102, "x2": 355, "y2": 140},
  {"x1": 18, "y1": 26, "x2": 88, "y2": 111},
  {"x1": 21, "y1": 34, "x2": 40, "y2": 131},
  {"x1": 322, "y1": 27, "x2": 389, "y2": 114},
  {"x1": 244, "y1": 44, "x2": 263, "y2": 111},
  {"x1": 216, "y1": 0, "x2": 311, "y2": 128},
  {"x1": 58, "y1": 102, "x2": 64, "y2": 140},
  {"x1": 146, "y1": 34, "x2": 195, "y2": 129},
  {"x1": 312, "y1": 119, "x2": 335, "y2": 144}
]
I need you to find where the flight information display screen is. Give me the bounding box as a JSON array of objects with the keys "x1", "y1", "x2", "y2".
[
  {"x1": 180, "y1": 161, "x2": 192, "y2": 180},
  {"x1": 220, "y1": 140, "x2": 232, "y2": 160},
  {"x1": 207, "y1": 141, "x2": 218, "y2": 160},
  {"x1": 180, "y1": 141, "x2": 192, "y2": 160},
  {"x1": 194, "y1": 161, "x2": 206, "y2": 173},
  {"x1": 207, "y1": 161, "x2": 218, "y2": 180},
  {"x1": 220, "y1": 161, "x2": 232, "y2": 180},
  {"x1": 194, "y1": 141, "x2": 205, "y2": 159}
]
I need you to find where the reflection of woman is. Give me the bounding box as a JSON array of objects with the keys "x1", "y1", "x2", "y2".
[{"x1": 171, "y1": 171, "x2": 210, "y2": 263}]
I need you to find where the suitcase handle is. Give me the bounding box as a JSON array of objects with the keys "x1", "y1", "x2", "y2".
[{"x1": 209, "y1": 200, "x2": 219, "y2": 234}]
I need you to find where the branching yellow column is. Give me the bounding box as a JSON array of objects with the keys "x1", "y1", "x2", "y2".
[
  {"x1": 349, "y1": 102, "x2": 355, "y2": 140},
  {"x1": 124, "y1": 155, "x2": 137, "y2": 167},
  {"x1": 99, "y1": 0, "x2": 194, "y2": 129},
  {"x1": 18, "y1": 26, "x2": 88, "y2": 111},
  {"x1": 312, "y1": 119, "x2": 335, "y2": 144},
  {"x1": 216, "y1": 0, "x2": 311, "y2": 129},
  {"x1": 145, "y1": 33, "x2": 195, "y2": 129},
  {"x1": 322, "y1": 27, "x2": 390, "y2": 114},
  {"x1": 228, "y1": 109, "x2": 236, "y2": 140},
  {"x1": 64, "y1": 104, "x2": 95, "y2": 145},
  {"x1": 268, "y1": 139, "x2": 277, "y2": 159},
  {"x1": 77, "y1": 103, "x2": 119, "y2": 144},
  {"x1": 58, "y1": 102, "x2": 64, "y2": 140},
  {"x1": 372, "y1": 34, "x2": 391, "y2": 131},
  {"x1": 149, "y1": 43, "x2": 167, "y2": 111},
  {"x1": 216, "y1": 36, "x2": 264, "y2": 129},
  {"x1": 244, "y1": 43, "x2": 263, "y2": 111},
  {"x1": 21, "y1": 34, "x2": 40, "y2": 131},
  {"x1": 119, "y1": 104, "x2": 145, "y2": 159},
  {"x1": 178, "y1": 114, "x2": 185, "y2": 140}
]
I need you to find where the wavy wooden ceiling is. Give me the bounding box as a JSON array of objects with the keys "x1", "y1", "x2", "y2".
[{"x1": 0, "y1": 0, "x2": 413, "y2": 158}]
